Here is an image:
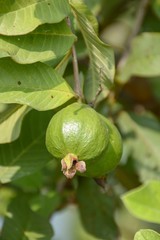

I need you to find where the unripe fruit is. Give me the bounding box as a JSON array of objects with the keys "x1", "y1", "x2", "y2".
[{"x1": 46, "y1": 103, "x2": 122, "y2": 178}]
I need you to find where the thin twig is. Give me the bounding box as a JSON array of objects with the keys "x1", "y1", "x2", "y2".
[
  {"x1": 89, "y1": 68, "x2": 103, "y2": 108},
  {"x1": 89, "y1": 81, "x2": 103, "y2": 108},
  {"x1": 117, "y1": 0, "x2": 150, "y2": 70},
  {"x1": 66, "y1": 17, "x2": 83, "y2": 100},
  {"x1": 71, "y1": 45, "x2": 83, "y2": 99}
]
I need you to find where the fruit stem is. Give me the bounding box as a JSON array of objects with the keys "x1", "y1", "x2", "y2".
[{"x1": 66, "y1": 17, "x2": 84, "y2": 101}]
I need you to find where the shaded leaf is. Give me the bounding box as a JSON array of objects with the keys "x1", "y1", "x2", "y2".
[
  {"x1": 77, "y1": 178, "x2": 118, "y2": 240},
  {"x1": 0, "y1": 104, "x2": 30, "y2": 144},
  {"x1": 134, "y1": 229, "x2": 160, "y2": 240},
  {"x1": 142, "y1": 9, "x2": 160, "y2": 33},
  {"x1": 122, "y1": 180, "x2": 160, "y2": 224},
  {"x1": 70, "y1": 0, "x2": 115, "y2": 103},
  {"x1": 0, "y1": 109, "x2": 53, "y2": 183},
  {"x1": 0, "y1": 0, "x2": 70, "y2": 36},
  {"x1": 0, "y1": 195, "x2": 53, "y2": 240},
  {"x1": 149, "y1": 77, "x2": 160, "y2": 101},
  {"x1": 0, "y1": 21, "x2": 76, "y2": 64},
  {"x1": 0, "y1": 58, "x2": 75, "y2": 111},
  {"x1": 117, "y1": 33, "x2": 160, "y2": 83},
  {"x1": 117, "y1": 111, "x2": 160, "y2": 182},
  {"x1": 31, "y1": 191, "x2": 62, "y2": 218},
  {"x1": 12, "y1": 171, "x2": 43, "y2": 192},
  {"x1": 84, "y1": 0, "x2": 102, "y2": 17},
  {"x1": 152, "y1": 0, "x2": 160, "y2": 19}
]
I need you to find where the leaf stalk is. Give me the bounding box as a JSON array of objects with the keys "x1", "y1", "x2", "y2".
[{"x1": 66, "y1": 17, "x2": 84, "y2": 101}]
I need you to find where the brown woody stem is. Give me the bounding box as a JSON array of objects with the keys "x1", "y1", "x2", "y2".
[
  {"x1": 66, "y1": 17, "x2": 84, "y2": 101},
  {"x1": 117, "y1": 0, "x2": 150, "y2": 70}
]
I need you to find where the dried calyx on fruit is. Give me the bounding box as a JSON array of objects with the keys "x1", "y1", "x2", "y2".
[
  {"x1": 61, "y1": 153, "x2": 86, "y2": 178},
  {"x1": 46, "y1": 102, "x2": 122, "y2": 179}
]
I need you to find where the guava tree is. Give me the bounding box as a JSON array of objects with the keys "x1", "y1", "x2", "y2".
[{"x1": 0, "y1": 0, "x2": 160, "y2": 240}]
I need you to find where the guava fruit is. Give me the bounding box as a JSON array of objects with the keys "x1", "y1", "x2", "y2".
[{"x1": 45, "y1": 102, "x2": 122, "y2": 178}]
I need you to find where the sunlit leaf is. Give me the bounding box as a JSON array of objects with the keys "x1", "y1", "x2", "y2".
[
  {"x1": 0, "y1": 188, "x2": 16, "y2": 217},
  {"x1": 70, "y1": 0, "x2": 115, "y2": 103},
  {"x1": 0, "y1": 21, "x2": 76, "y2": 64},
  {"x1": 117, "y1": 33, "x2": 160, "y2": 83},
  {"x1": 0, "y1": 104, "x2": 30, "y2": 144},
  {"x1": 134, "y1": 229, "x2": 160, "y2": 240},
  {"x1": 0, "y1": 58, "x2": 75, "y2": 111},
  {"x1": 0, "y1": 0, "x2": 70, "y2": 35},
  {"x1": 122, "y1": 180, "x2": 160, "y2": 224},
  {"x1": 0, "y1": 110, "x2": 53, "y2": 183}
]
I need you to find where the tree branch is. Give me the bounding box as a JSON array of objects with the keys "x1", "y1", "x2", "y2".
[
  {"x1": 117, "y1": 0, "x2": 150, "y2": 70},
  {"x1": 66, "y1": 17, "x2": 84, "y2": 100}
]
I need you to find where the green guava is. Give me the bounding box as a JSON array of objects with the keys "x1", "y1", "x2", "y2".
[{"x1": 45, "y1": 102, "x2": 122, "y2": 178}]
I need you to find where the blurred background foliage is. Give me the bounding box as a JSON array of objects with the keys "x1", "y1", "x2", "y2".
[{"x1": 0, "y1": 0, "x2": 160, "y2": 239}]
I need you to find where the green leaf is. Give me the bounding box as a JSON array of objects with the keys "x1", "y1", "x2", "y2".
[
  {"x1": 12, "y1": 171, "x2": 43, "y2": 191},
  {"x1": 0, "y1": 109, "x2": 53, "y2": 183},
  {"x1": 1, "y1": 195, "x2": 53, "y2": 240},
  {"x1": 0, "y1": 21, "x2": 76, "y2": 64},
  {"x1": 0, "y1": 104, "x2": 30, "y2": 144},
  {"x1": 117, "y1": 33, "x2": 160, "y2": 83},
  {"x1": 152, "y1": 0, "x2": 160, "y2": 19},
  {"x1": 0, "y1": 58, "x2": 75, "y2": 111},
  {"x1": 71, "y1": 0, "x2": 99, "y2": 33},
  {"x1": 55, "y1": 50, "x2": 72, "y2": 76},
  {"x1": 117, "y1": 111, "x2": 160, "y2": 182},
  {"x1": 31, "y1": 191, "x2": 62, "y2": 217},
  {"x1": 0, "y1": 187, "x2": 16, "y2": 217},
  {"x1": 0, "y1": 0, "x2": 70, "y2": 36},
  {"x1": 149, "y1": 77, "x2": 160, "y2": 101},
  {"x1": 134, "y1": 229, "x2": 160, "y2": 240},
  {"x1": 70, "y1": 0, "x2": 115, "y2": 103},
  {"x1": 122, "y1": 180, "x2": 160, "y2": 224},
  {"x1": 77, "y1": 178, "x2": 118, "y2": 240},
  {"x1": 84, "y1": 0, "x2": 102, "y2": 17}
]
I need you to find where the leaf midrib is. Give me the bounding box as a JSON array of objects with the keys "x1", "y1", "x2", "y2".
[
  {"x1": 0, "y1": 0, "x2": 50, "y2": 16},
  {"x1": 0, "y1": 87, "x2": 73, "y2": 93}
]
